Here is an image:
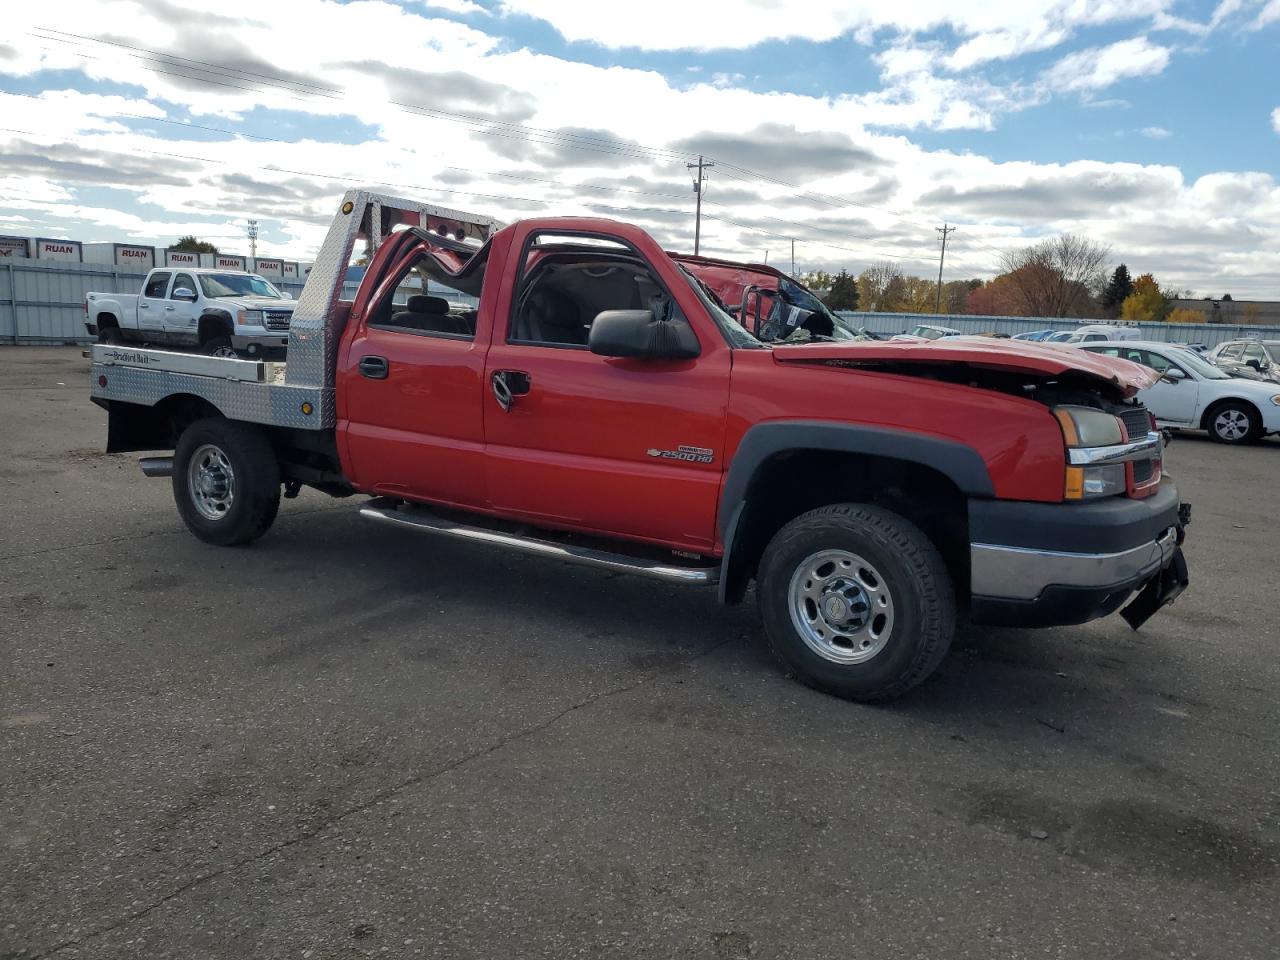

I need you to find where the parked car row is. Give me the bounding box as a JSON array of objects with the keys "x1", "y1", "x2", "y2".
[{"x1": 1079, "y1": 340, "x2": 1280, "y2": 444}]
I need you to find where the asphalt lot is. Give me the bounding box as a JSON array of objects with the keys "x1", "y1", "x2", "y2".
[{"x1": 2, "y1": 346, "x2": 1277, "y2": 960}]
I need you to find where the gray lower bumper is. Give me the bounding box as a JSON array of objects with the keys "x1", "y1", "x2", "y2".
[
  {"x1": 971, "y1": 525, "x2": 1179, "y2": 602},
  {"x1": 231, "y1": 332, "x2": 290, "y2": 353}
]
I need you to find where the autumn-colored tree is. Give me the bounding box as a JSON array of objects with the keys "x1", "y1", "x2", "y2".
[
  {"x1": 1120, "y1": 273, "x2": 1170, "y2": 322},
  {"x1": 1166, "y1": 307, "x2": 1205, "y2": 324},
  {"x1": 941, "y1": 279, "x2": 979, "y2": 314},
  {"x1": 967, "y1": 274, "x2": 1022, "y2": 315},
  {"x1": 857, "y1": 262, "x2": 906, "y2": 311},
  {"x1": 997, "y1": 234, "x2": 1109, "y2": 317}
]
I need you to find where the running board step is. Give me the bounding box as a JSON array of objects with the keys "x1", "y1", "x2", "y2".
[{"x1": 359, "y1": 498, "x2": 719, "y2": 585}]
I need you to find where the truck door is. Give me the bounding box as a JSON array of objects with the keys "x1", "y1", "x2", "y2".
[
  {"x1": 138, "y1": 271, "x2": 170, "y2": 337},
  {"x1": 164, "y1": 272, "x2": 201, "y2": 344},
  {"x1": 337, "y1": 236, "x2": 495, "y2": 509},
  {"x1": 481, "y1": 226, "x2": 732, "y2": 555}
]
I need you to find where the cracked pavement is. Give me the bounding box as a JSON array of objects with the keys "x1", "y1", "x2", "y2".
[{"x1": 2, "y1": 348, "x2": 1278, "y2": 959}]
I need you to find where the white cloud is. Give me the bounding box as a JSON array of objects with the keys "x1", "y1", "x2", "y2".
[
  {"x1": 496, "y1": 0, "x2": 1171, "y2": 54},
  {"x1": 1042, "y1": 36, "x2": 1171, "y2": 93},
  {"x1": 1253, "y1": 0, "x2": 1280, "y2": 28},
  {"x1": 1, "y1": 0, "x2": 1279, "y2": 295},
  {"x1": 1140, "y1": 126, "x2": 1172, "y2": 138},
  {"x1": 420, "y1": 0, "x2": 486, "y2": 13},
  {"x1": 1272, "y1": 107, "x2": 1280, "y2": 133}
]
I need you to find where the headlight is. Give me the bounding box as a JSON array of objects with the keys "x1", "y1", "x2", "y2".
[
  {"x1": 1054, "y1": 405, "x2": 1127, "y2": 500},
  {"x1": 237, "y1": 309, "x2": 264, "y2": 326},
  {"x1": 1053, "y1": 405, "x2": 1124, "y2": 447}
]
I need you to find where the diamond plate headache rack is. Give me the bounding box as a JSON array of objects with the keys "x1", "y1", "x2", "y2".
[{"x1": 287, "y1": 190, "x2": 504, "y2": 392}]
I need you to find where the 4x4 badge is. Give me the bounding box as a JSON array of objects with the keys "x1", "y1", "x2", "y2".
[{"x1": 646, "y1": 445, "x2": 714, "y2": 464}]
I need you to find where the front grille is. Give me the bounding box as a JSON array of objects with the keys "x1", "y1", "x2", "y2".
[
  {"x1": 263, "y1": 310, "x2": 292, "y2": 330},
  {"x1": 1119, "y1": 405, "x2": 1151, "y2": 440}
]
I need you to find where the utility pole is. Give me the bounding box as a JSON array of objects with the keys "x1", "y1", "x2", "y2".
[
  {"x1": 687, "y1": 155, "x2": 714, "y2": 255},
  {"x1": 247, "y1": 219, "x2": 259, "y2": 259},
  {"x1": 934, "y1": 223, "x2": 955, "y2": 313},
  {"x1": 790, "y1": 238, "x2": 796, "y2": 275}
]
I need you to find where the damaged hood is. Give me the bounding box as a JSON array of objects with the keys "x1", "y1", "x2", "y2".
[{"x1": 770, "y1": 337, "x2": 1160, "y2": 397}]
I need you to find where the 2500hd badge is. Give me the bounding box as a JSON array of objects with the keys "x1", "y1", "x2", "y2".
[{"x1": 646, "y1": 445, "x2": 715, "y2": 464}]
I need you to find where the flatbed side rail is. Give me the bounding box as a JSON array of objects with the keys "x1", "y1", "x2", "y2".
[{"x1": 91, "y1": 344, "x2": 332, "y2": 429}]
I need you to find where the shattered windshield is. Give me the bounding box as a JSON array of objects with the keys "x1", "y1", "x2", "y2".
[{"x1": 678, "y1": 266, "x2": 764, "y2": 348}]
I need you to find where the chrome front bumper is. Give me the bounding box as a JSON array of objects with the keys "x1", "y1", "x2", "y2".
[{"x1": 971, "y1": 525, "x2": 1179, "y2": 602}]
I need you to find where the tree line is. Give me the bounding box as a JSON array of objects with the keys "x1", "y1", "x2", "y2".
[{"x1": 800, "y1": 233, "x2": 1235, "y2": 323}]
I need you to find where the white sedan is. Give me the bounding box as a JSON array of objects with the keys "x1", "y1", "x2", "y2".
[{"x1": 1081, "y1": 340, "x2": 1280, "y2": 444}]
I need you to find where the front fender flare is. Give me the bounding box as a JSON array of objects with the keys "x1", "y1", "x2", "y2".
[{"x1": 716, "y1": 421, "x2": 994, "y2": 603}]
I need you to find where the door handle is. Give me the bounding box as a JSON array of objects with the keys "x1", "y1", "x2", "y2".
[
  {"x1": 359, "y1": 355, "x2": 389, "y2": 379},
  {"x1": 165, "y1": 305, "x2": 175, "y2": 311},
  {"x1": 139, "y1": 303, "x2": 149, "y2": 309},
  {"x1": 491, "y1": 370, "x2": 531, "y2": 412}
]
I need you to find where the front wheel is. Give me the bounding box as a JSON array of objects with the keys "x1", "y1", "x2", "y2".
[
  {"x1": 202, "y1": 334, "x2": 239, "y2": 359},
  {"x1": 1207, "y1": 402, "x2": 1261, "y2": 444},
  {"x1": 173, "y1": 418, "x2": 281, "y2": 545},
  {"x1": 757, "y1": 504, "x2": 954, "y2": 702}
]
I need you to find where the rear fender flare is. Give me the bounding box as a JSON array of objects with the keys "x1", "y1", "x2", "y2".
[{"x1": 716, "y1": 421, "x2": 994, "y2": 604}]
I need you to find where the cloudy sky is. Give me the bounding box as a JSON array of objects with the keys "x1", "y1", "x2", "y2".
[{"x1": 2, "y1": 0, "x2": 1279, "y2": 295}]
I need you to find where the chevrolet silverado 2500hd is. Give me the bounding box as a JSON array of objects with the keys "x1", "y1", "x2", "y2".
[
  {"x1": 86, "y1": 267, "x2": 297, "y2": 358},
  {"x1": 89, "y1": 191, "x2": 1190, "y2": 702}
]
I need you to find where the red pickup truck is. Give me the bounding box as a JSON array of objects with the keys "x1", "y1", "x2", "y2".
[{"x1": 91, "y1": 191, "x2": 1189, "y2": 702}]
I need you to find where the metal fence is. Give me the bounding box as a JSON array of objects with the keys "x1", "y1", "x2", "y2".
[
  {"x1": 0, "y1": 260, "x2": 309, "y2": 344},
  {"x1": 836, "y1": 311, "x2": 1269, "y2": 349},
  {"x1": 0, "y1": 258, "x2": 1270, "y2": 348}
]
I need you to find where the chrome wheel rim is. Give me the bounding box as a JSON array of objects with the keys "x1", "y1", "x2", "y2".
[
  {"x1": 208, "y1": 344, "x2": 238, "y2": 359},
  {"x1": 187, "y1": 444, "x2": 235, "y2": 521},
  {"x1": 1214, "y1": 408, "x2": 1250, "y2": 440},
  {"x1": 788, "y1": 550, "x2": 894, "y2": 664}
]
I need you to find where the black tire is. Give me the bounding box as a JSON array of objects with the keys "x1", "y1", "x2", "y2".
[
  {"x1": 97, "y1": 325, "x2": 124, "y2": 345},
  {"x1": 201, "y1": 334, "x2": 238, "y2": 359},
  {"x1": 757, "y1": 503, "x2": 954, "y2": 703},
  {"x1": 1205, "y1": 401, "x2": 1262, "y2": 444},
  {"x1": 172, "y1": 418, "x2": 281, "y2": 546}
]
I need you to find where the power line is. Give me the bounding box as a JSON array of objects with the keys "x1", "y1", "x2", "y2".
[{"x1": 18, "y1": 28, "x2": 1008, "y2": 270}]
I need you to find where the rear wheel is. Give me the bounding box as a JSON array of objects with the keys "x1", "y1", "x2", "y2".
[
  {"x1": 757, "y1": 503, "x2": 954, "y2": 702},
  {"x1": 173, "y1": 418, "x2": 280, "y2": 545},
  {"x1": 97, "y1": 325, "x2": 124, "y2": 345},
  {"x1": 1207, "y1": 401, "x2": 1261, "y2": 444}
]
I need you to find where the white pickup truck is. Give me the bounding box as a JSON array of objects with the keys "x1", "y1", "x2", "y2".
[{"x1": 85, "y1": 267, "x2": 298, "y2": 358}]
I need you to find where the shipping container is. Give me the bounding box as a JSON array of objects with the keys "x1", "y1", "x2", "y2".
[
  {"x1": 83, "y1": 242, "x2": 157, "y2": 269},
  {"x1": 212, "y1": 253, "x2": 247, "y2": 270},
  {"x1": 253, "y1": 257, "x2": 284, "y2": 280},
  {"x1": 164, "y1": 248, "x2": 211, "y2": 268},
  {"x1": 0, "y1": 236, "x2": 31, "y2": 258},
  {"x1": 34, "y1": 238, "x2": 82, "y2": 262}
]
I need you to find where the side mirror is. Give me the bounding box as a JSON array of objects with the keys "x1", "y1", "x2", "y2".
[
  {"x1": 1162, "y1": 368, "x2": 1187, "y2": 383},
  {"x1": 589, "y1": 309, "x2": 700, "y2": 360},
  {"x1": 172, "y1": 287, "x2": 197, "y2": 302}
]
